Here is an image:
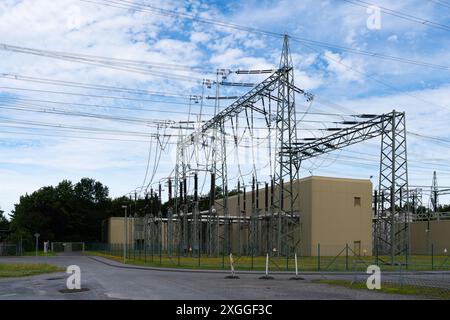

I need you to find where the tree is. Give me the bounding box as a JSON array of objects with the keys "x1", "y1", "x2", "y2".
[
  {"x1": 74, "y1": 178, "x2": 109, "y2": 203},
  {"x1": 0, "y1": 208, "x2": 9, "y2": 230},
  {"x1": 9, "y1": 178, "x2": 118, "y2": 249}
]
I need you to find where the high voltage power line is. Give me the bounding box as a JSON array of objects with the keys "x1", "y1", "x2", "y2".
[
  {"x1": 428, "y1": 0, "x2": 450, "y2": 9},
  {"x1": 0, "y1": 43, "x2": 208, "y2": 83},
  {"x1": 0, "y1": 73, "x2": 198, "y2": 99},
  {"x1": 77, "y1": 0, "x2": 450, "y2": 71},
  {"x1": 341, "y1": 0, "x2": 450, "y2": 32},
  {"x1": 70, "y1": 1, "x2": 450, "y2": 123}
]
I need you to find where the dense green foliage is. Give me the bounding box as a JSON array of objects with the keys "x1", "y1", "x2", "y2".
[
  {"x1": 7, "y1": 177, "x2": 223, "y2": 249},
  {"x1": 8, "y1": 178, "x2": 129, "y2": 249},
  {"x1": 0, "y1": 209, "x2": 9, "y2": 230},
  {"x1": 0, "y1": 209, "x2": 10, "y2": 242}
]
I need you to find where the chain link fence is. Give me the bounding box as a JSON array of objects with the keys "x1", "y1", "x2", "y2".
[
  {"x1": 85, "y1": 242, "x2": 450, "y2": 273},
  {"x1": 0, "y1": 243, "x2": 21, "y2": 256}
]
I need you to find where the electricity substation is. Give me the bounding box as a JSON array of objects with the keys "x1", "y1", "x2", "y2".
[{"x1": 102, "y1": 35, "x2": 449, "y2": 266}]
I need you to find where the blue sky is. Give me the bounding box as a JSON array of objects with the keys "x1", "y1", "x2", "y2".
[{"x1": 1, "y1": 0, "x2": 450, "y2": 216}]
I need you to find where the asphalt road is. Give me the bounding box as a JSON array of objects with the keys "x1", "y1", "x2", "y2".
[{"x1": 0, "y1": 255, "x2": 446, "y2": 300}]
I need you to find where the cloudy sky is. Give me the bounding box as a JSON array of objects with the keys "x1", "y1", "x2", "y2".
[{"x1": 1, "y1": 0, "x2": 450, "y2": 217}]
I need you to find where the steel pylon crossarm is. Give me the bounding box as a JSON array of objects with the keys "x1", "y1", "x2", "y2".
[
  {"x1": 180, "y1": 67, "x2": 290, "y2": 149},
  {"x1": 290, "y1": 112, "x2": 395, "y2": 161}
]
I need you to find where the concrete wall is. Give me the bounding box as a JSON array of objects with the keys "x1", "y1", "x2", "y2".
[{"x1": 410, "y1": 220, "x2": 450, "y2": 255}]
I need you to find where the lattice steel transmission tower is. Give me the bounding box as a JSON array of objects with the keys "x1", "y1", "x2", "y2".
[
  {"x1": 290, "y1": 111, "x2": 410, "y2": 265},
  {"x1": 274, "y1": 34, "x2": 299, "y2": 210},
  {"x1": 273, "y1": 35, "x2": 302, "y2": 256},
  {"x1": 410, "y1": 188, "x2": 424, "y2": 220},
  {"x1": 375, "y1": 111, "x2": 409, "y2": 265}
]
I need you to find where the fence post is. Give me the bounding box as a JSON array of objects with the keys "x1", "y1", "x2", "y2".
[
  {"x1": 144, "y1": 240, "x2": 147, "y2": 263},
  {"x1": 318, "y1": 243, "x2": 321, "y2": 271},
  {"x1": 286, "y1": 250, "x2": 289, "y2": 271},
  {"x1": 375, "y1": 242, "x2": 379, "y2": 266},
  {"x1": 251, "y1": 250, "x2": 254, "y2": 270},
  {"x1": 405, "y1": 248, "x2": 408, "y2": 270},
  {"x1": 345, "y1": 244, "x2": 349, "y2": 271},
  {"x1": 178, "y1": 241, "x2": 180, "y2": 266},
  {"x1": 222, "y1": 241, "x2": 225, "y2": 270},
  {"x1": 431, "y1": 244, "x2": 434, "y2": 270}
]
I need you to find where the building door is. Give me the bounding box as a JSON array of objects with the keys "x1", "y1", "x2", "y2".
[{"x1": 353, "y1": 241, "x2": 361, "y2": 256}]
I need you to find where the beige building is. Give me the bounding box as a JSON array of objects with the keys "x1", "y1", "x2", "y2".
[
  {"x1": 102, "y1": 217, "x2": 138, "y2": 245},
  {"x1": 218, "y1": 176, "x2": 373, "y2": 256},
  {"x1": 409, "y1": 219, "x2": 450, "y2": 255},
  {"x1": 298, "y1": 176, "x2": 373, "y2": 256},
  {"x1": 103, "y1": 176, "x2": 373, "y2": 256}
]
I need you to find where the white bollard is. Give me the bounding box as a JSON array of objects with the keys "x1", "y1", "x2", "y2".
[
  {"x1": 230, "y1": 253, "x2": 235, "y2": 276},
  {"x1": 225, "y1": 253, "x2": 239, "y2": 279},
  {"x1": 259, "y1": 253, "x2": 274, "y2": 280},
  {"x1": 290, "y1": 252, "x2": 304, "y2": 280}
]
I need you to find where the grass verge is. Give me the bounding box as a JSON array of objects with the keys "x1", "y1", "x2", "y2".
[
  {"x1": 85, "y1": 250, "x2": 450, "y2": 272},
  {"x1": 312, "y1": 279, "x2": 450, "y2": 300},
  {"x1": 23, "y1": 251, "x2": 57, "y2": 257},
  {"x1": 86, "y1": 251, "x2": 239, "y2": 270},
  {"x1": 0, "y1": 263, "x2": 64, "y2": 278}
]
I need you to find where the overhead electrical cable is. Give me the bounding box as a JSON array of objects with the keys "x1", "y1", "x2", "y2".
[
  {"x1": 341, "y1": 0, "x2": 450, "y2": 32},
  {"x1": 77, "y1": 0, "x2": 450, "y2": 71}
]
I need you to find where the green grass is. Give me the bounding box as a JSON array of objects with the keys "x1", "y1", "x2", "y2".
[
  {"x1": 312, "y1": 279, "x2": 450, "y2": 299},
  {"x1": 85, "y1": 250, "x2": 450, "y2": 272},
  {"x1": 0, "y1": 263, "x2": 64, "y2": 278},
  {"x1": 23, "y1": 251, "x2": 57, "y2": 257}
]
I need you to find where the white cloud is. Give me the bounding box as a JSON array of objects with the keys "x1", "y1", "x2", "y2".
[
  {"x1": 388, "y1": 34, "x2": 398, "y2": 42},
  {"x1": 190, "y1": 31, "x2": 210, "y2": 44},
  {"x1": 323, "y1": 51, "x2": 364, "y2": 83}
]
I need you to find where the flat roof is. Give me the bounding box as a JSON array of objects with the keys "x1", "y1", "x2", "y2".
[{"x1": 299, "y1": 175, "x2": 372, "y2": 184}]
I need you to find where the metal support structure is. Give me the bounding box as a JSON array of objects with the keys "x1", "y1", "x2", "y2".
[
  {"x1": 150, "y1": 36, "x2": 412, "y2": 266},
  {"x1": 192, "y1": 173, "x2": 200, "y2": 257},
  {"x1": 167, "y1": 179, "x2": 174, "y2": 258},
  {"x1": 291, "y1": 111, "x2": 409, "y2": 264},
  {"x1": 430, "y1": 171, "x2": 439, "y2": 213},
  {"x1": 273, "y1": 35, "x2": 301, "y2": 257},
  {"x1": 376, "y1": 111, "x2": 409, "y2": 264},
  {"x1": 212, "y1": 120, "x2": 228, "y2": 256}
]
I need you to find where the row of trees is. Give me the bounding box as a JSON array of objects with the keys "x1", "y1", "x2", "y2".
[
  {"x1": 7, "y1": 178, "x2": 130, "y2": 249},
  {"x1": 5, "y1": 177, "x2": 229, "y2": 250}
]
